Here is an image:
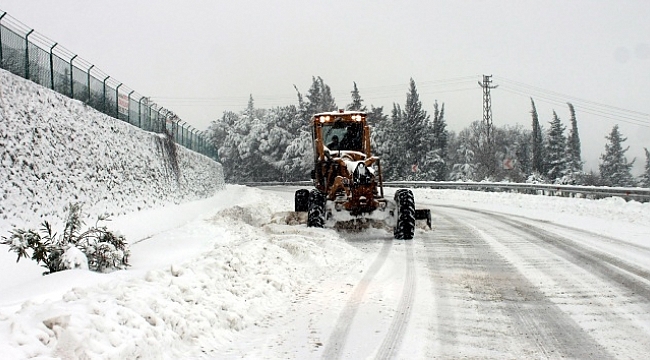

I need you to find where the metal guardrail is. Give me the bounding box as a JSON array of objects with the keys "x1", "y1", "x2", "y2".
[{"x1": 245, "y1": 180, "x2": 650, "y2": 202}]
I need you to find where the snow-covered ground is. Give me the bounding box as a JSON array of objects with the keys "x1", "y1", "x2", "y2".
[
  {"x1": 1, "y1": 185, "x2": 649, "y2": 358},
  {"x1": 0, "y1": 185, "x2": 366, "y2": 358},
  {"x1": 0, "y1": 68, "x2": 223, "y2": 236}
]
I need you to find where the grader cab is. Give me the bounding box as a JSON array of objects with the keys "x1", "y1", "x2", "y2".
[{"x1": 294, "y1": 110, "x2": 431, "y2": 240}]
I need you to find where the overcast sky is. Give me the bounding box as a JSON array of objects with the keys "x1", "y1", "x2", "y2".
[{"x1": 1, "y1": 0, "x2": 649, "y2": 174}]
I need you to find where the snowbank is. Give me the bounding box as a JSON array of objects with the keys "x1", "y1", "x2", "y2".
[
  {"x1": 0, "y1": 186, "x2": 363, "y2": 359},
  {"x1": 0, "y1": 68, "x2": 224, "y2": 235}
]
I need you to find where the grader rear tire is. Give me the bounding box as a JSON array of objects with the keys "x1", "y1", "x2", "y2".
[{"x1": 393, "y1": 189, "x2": 415, "y2": 240}]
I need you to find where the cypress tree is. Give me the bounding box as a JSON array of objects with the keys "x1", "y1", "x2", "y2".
[
  {"x1": 566, "y1": 102, "x2": 583, "y2": 172},
  {"x1": 430, "y1": 101, "x2": 448, "y2": 180},
  {"x1": 530, "y1": 98, "x2": 544, "y2": 175},
  {"x1": 599, "y1": 125, "x2": 635, "y2": 186}
]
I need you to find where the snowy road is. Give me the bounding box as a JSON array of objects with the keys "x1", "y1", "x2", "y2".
[
  {"x1": 228, "y1": 186, "x2": 650, "y2": 359},
  {"x1": 2, "y1": 185, "x2": 650, "y2": 359}
]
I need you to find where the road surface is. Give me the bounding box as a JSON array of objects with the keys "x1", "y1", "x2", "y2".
[{"x1": 219, "y1": 186, "x2": 650, "y2": 359}]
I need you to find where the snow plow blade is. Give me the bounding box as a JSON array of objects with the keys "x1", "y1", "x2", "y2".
[{"x1": 415, "y1": 209, "x2": 431, "y2": 229}]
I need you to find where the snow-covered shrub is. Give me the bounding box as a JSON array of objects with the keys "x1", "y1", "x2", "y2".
[{"x1": 0, "y1": 203, "x2": 129, "y2": 274}]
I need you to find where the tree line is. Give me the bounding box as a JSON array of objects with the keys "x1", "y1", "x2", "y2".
[{"x1": 208, "y1": 77, "x2": 650, "y2": 188}]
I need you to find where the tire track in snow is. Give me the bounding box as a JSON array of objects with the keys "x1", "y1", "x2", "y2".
[
  {"x1": 321, "y1": 239, "x2": 393, "y2": 360},
  {"x1": 432, "y1": 209, "x2": 612, "y2": 358},
  {"x1": 444, "y1": 205, "x2": 650, "y2": 299},
  {"x1": 374, "y1": 241, "x2": 416, "y2": 360}
]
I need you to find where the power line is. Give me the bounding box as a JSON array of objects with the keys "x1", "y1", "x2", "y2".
[{"x1": 502, "y1": 86, "x2": 650, "y2": 128}]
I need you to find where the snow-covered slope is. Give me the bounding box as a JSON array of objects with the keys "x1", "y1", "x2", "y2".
[{"x1": 0, "y1": 68, "x2": 224, "y2": 235}]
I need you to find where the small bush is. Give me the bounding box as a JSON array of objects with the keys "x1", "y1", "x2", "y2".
[{"x1": 1, "y1": 203, "x2": 129, "y2": 275}]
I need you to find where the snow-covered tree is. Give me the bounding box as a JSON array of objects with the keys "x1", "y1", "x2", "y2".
[
  {"x1": 346, "y1": 82, "x2": 366, "y2": 111},
  {"x1": 424, "y1": 101, "x2": 448, "y2": 181},
  {"x1": 305, "y1": 76, "x2": 337, "y2": 115},
  {"x1": 448, "y1": 130, "x2": 477, "y2": 181},
  {"x1": 641, "y1": 148, "x2": 650, "y2": 188},
  {"x1": 544, "y1": 111, "x2": 567, "y2": 181},
  {"x1": 381, "y1": 103, "x2": 404, "y2": 180},
  {"x1": 530, "y1": 98, "x2": 544, "y2": 175},
  {"x1": 599, "y1": 125, "x2": 635, "y2": 187},
  {"x1": 395, "y1": 79, "x2": 430, "y2": 180},
  {"x1": 566, "y1": 102, "x2": 583, "y2": 173}
]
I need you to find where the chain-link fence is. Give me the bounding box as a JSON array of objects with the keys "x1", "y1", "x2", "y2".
[{"x1": 0, "y1": 10, "x2": 218, "y2": 161}]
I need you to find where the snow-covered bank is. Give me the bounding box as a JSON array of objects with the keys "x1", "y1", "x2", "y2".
[
  {"x1": 0, "y1": 185, "x2": 365, "y2": 359},
  {"x1": 0, "y1": 68, "x2": 224, "y2": 236},
  {"x1": 413, "y1": 188, "x2": 650, "y2": 235}
]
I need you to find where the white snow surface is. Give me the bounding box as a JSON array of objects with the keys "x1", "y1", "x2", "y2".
[
  {"x1": 0, "y1": 185, "x2": 648, "y2": 359},
  {"x1": 0, "y1": 68, "x2": 224, "y2": 236}
]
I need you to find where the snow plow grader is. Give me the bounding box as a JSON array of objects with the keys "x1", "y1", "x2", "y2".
[{"x1": 294, "y1": 110, "x2": 431, "y2": 240}]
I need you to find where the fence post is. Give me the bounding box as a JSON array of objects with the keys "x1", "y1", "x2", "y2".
[
  {"x1": 24, "y1": 29, "x2": 34, "y2": 79},
  {"x1": 156, "y1": 108, "x2": 161, "y2": 133},
  {"x1": 115, "y1": 83, "x2": 122, "y2": 118},
  {"x1": 69, "y1": 54, "x2": 77, "y2": 98},
  {"x1": 49, "y1": 43, "x2": 57, "y2": 89},
  {"x1": 161, "y1": 109, "x2": 168, "y2": 134},
  {"x1": 87, "y1": 64, "x2": 94, "y2": 103},
  {"x1": 0, "y1": 12, "x2": 6, "y2": 66},
  {"x1": 138, "y1": 96, "x2": 144, "y2": 129},
  {"x1": 127, "y1": 90, "x2": 134, "y2": 124},
  {"x1": 102, "y1": 76, "x2": 109, "y2": 114},
  {"x1": 149, "y1": 103, "x2": 156, "y2": 132}
]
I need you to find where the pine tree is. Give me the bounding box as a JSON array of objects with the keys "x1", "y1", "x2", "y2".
[
  {"x1": 545, "y1": 111, "x2": 567, "y2": 181},
  {"x1": 641, "y1": 148, "x2": 650, "y2": 188},
  {"x1": 384, "y1": 103, "x2": 403, "y2": 180},
  {"x1": 566, "y1": 102, "x2": 583, "y2": 172},
  {"x1": 346, "y1": 82, "x2": 366, "y2": 111},
  {"x1": 305, "y1": 76, "x2": 337, "y2": 114},
  {"x1": 599, "y1": 125, "x2": 635, "y2": 187},
  {"x1": 530, "y1": 98, "x2": 544, "y2": 175},
  {"x1": 400, "y1": 78, "x2": 430, "y2": 179}
]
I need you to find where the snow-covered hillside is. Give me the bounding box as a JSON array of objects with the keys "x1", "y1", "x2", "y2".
[{"x1": 0, "y1": 68, "x2": 224, "y2": 235}]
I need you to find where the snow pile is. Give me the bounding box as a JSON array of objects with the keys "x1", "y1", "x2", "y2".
[
  {"x1": 0, "y1": 68, "x2": 224, "y2": 235},
  {"x1": 0, "y1": 186, "x2": 363, "y2": 359}
]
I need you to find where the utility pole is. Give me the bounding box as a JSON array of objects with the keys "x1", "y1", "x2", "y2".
[{"x1": 478, "y1": 74, "x2": 498, "y2": 144}]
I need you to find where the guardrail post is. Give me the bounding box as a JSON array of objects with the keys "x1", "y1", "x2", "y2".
[
  {"x1": 49, "y1": 43, "x2": 57, "y2": 89},
  {"x1": 24, "y1": 29, "x2": 34, "y2": 79},
  {"x1": 86, "y1": 64, "x2": 94, "y2": 103},
  {"x1": 69, "y1": 54, "x2": 78, "y2": 98}
]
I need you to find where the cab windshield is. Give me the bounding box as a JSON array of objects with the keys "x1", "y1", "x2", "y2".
[{"x1": 322, "y1": 122, "x2": 363, "y2": 152}]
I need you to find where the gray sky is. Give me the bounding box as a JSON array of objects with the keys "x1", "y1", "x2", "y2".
[{"x1": 1, "y1": 0, "x2": 649, "y2": 174}]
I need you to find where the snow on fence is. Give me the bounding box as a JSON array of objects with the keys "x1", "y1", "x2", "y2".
[
  {"x1": 0, "y1": 10, "x2": 217, "y2": 160},
  {"x1": 242, "y1": 181, "x2": 650, "y2": 203}
]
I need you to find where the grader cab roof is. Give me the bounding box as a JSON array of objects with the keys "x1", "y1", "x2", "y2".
[{"x1": 312, "y1": 110, "x2": 369, "y2": 155}]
